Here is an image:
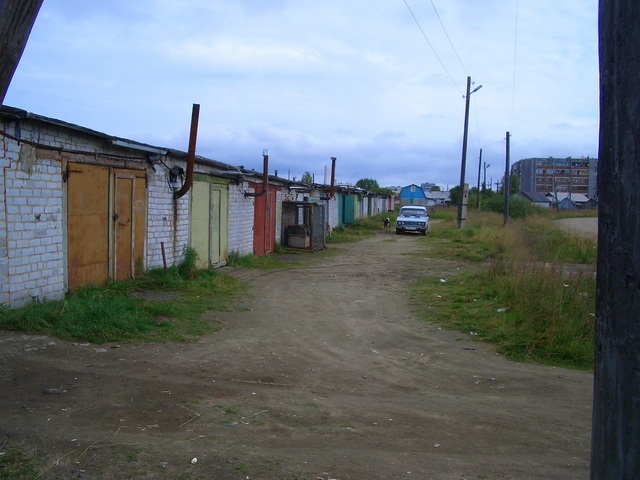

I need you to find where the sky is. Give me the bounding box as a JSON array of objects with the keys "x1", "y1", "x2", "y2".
[{"x1": 4, "y1": 0, "x2": 599, "y2": 189}]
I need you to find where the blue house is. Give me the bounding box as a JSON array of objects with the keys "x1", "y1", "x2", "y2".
[{"x1": 398, "y1": 184, "x2": 428, "y2": 206}]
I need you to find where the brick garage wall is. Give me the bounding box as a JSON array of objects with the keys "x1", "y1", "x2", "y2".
[
  {"x1": 274, "y1": 188, "x2": 284, "y2": 246},
  {"x1": 145, "y1": 164, "x2": 189, "y2": 270},
  {"x1": 1, "y1": 128, "x2": 65, "y2": 307},
  {"x1": 325, "y1": 195, "x2": 339, "y2": 230},
  {"x1": 0, "y1": 114, "x2": 195, "y2": 307},
  {"x1": 228, "y1": 181, "x2": 255, "y2": 256}
]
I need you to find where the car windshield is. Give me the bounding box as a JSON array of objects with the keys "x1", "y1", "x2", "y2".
[{"x1": 399, "y1": 208, "x2": 426, "y2": 217}]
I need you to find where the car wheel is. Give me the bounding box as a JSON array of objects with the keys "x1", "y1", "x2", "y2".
[
  {"x1": 421, "y1": 229, "x2": 427, "y2": 236},
  {"x1": 396, "y1": 228, "x2": 401, "y2": 234}
]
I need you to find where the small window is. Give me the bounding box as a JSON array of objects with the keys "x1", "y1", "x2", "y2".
[{"x1": 410, "y1": 185, "x2": 416, "y2": 193}]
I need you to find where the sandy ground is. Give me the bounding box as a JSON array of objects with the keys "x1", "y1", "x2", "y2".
[{"x1": 0, "y1": 233, "x2": 593, "y2": 479}]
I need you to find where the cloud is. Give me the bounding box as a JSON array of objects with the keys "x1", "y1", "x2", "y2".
[{"x1": 5, "y1": 0, "x2": 599, "y2": 189}]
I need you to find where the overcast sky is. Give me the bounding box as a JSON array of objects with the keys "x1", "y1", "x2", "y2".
[{"x1": 5, "y1": 0, "x2": 599, "y2": 189}]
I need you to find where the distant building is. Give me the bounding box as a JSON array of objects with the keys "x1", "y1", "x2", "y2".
[
  {"x1": 511, "y1": 157, "x2": 598, "y2": 199},
  {"x1": 398, "y1": 184, "x2": 428, "y2": 206},
  {"x1": 547, "y1": 192, "x2": 598, "y2": 210},
  {"x1": 517, "y1": 191, "x2": 552, "y2": 208},
  {"x1": 421, "y1": 182, "x2": 438, "y2": 192},
  {"x1": 424, "y1": 190, "x2": 450, "y2": 207}
]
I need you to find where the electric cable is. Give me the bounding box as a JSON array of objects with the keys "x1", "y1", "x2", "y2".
[
  {"x1": 402, "y1": 0, "x2": 463, "y2": 95},
  {"x1": 429, "y1": 0, "x2": 468, "y2": 76}
]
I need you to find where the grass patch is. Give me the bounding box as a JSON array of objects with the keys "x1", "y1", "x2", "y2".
[
  {"x1": 414, "y1": 211, "x2": 596, "y2": 370},
  {"x1": 0, "y1": 248, "x2": 244, "y2": 344},
  {"x1": 0, "y1": 448, "x2": 40, "y2": 480}
]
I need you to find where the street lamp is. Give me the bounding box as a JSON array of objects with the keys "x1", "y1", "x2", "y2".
[{"x1": 457, "y1": 76, "x2": 482, "y2": 229}]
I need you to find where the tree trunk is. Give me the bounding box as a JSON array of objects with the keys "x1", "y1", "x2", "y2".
[
  {"x1": 0, "y1": 0, "x2": 44, "y2": 104},
  {"x1": 591, "y1": 0, "x2": 640, "y2": 477}
]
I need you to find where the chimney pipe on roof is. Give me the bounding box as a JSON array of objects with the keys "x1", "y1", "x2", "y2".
[{"x1": 174, "y1": 103, "x2": 200, "y2": 199}]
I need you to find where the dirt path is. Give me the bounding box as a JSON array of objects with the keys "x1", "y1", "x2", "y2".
[
  {"x1": 555, "y1": 217, "x2": 598, "y2": 241},
  {"x1": 0, "y1": 234, "x2": 593, "y2": 479}
]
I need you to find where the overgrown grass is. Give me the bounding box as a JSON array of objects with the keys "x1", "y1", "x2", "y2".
[
  {"x1": 0, "y1": 448, "x2": 40, "y2": 480},
  {"x1": 414, "y1": 210, "x2": 596, "y2": 369},
  {"x1": 0, "y1": 248, "x2": 244, "y2": 344},
  {"x1": 428, "y1": 211, "x2": 597, "y2": 265}
]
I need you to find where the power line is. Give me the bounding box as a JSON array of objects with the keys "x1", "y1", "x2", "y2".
[
  {"x1": 429, "y1": 0, "x2": 468, "y2": 76},
  {"x1": 402, "y1": 0, "x2": 463, "y2": 95}
]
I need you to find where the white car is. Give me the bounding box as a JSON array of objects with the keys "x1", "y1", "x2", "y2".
[{"x1": 396, "y1": 206, "x2": 429, "y2": 235}]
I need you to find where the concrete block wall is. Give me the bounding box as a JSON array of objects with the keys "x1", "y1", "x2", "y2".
[
  {"x1": 1, "y1": 133, "x2": 65, "y2": 307},
  {"x1": 228, "y1": 181, "x2": 255, "y2": 256}
]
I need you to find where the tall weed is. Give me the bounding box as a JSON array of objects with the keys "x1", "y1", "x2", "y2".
[{"x1": 416, "y1": 210, "x2": 596, "y2": 369}]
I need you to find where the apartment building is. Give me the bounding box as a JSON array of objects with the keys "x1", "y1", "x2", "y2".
[{"x1": 511, "y1": 157, "x2": 598, "y2": 199}]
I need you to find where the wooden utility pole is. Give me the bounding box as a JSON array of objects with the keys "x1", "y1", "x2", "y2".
[
  {"x1": 476, "y1": 148, "x2": 483, "y2": 209},
  {"x1": 591, "y1": 0, "x2": 640, "y2": 478},
  {"x1": 457, "y1": 76, "x2": 482, "y2": 229},
  {"x1": 0, "y1": 0, "x2": 44, "y2": 104},
  {"x1": 503, "y1": 132, "x2": 510, "y2": 225}
]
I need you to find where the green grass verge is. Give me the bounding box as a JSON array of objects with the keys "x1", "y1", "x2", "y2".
[
  {"x1": 0, "y1": 448, "x2": 40, "y2": 480},
  {"x1": 0, "y1": 249, "x2": 244, "y2": 344},
  {"x1": 413, "y1": 211, "x2": 596, "y2": 370}
]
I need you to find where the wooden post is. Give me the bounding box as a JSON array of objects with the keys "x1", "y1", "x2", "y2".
[
  {"x1": 591, "y1": 0, "x2": 640, "y2": 477},
  {"x1": 457, "y1": 76, "x2": 472, "y2": 229},
  {"x1": 476, "y1": 148, "x2": 483, "y2": 209},
  {"x1": 0, "y1": 0, "x2": 44, "y2": 103},
  {"x1": 503, "y1": 132, "x2": 510, "y2": 225}
]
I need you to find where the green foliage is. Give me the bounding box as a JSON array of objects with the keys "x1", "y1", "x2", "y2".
[
  {"x1": 0, "y1": 448, "x2": 40, "y2": 480},
  {"x1": 355, "y1": 178, "x2": 380, "y2": 191},
  {"x1": 415, "y1": 263, "x2": 595, "y2": 369},
  {"x1": 449, "y1": 185, "x2": 460, "y2": 206},
  {"x1": 301, "y1": 171, "x2": 313, "y2": 184},
  {"x1": 177, "y1": 246, "x2": 199, "y2": 279},
  {"x1": 481, "y1": 194, "x2": 538, "y2": 219},
  {"x1": 519, "y1": 216, "x2": 597, "y2": 264},
  {"x1": 0, "y1": 255, "x2": 244, "y2": 344},
  {"x1": 414, "y1": 210, "x2": 596, "y2": 369}
]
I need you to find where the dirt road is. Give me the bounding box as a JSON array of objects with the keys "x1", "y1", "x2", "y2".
[
  {"x1": 0, "y1": 234, "x2": 593, "y2": 479},
  {"x1": 554, "y1": 217, "x2": 598, "y2": 241}
]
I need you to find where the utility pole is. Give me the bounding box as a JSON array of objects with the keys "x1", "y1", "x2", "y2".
[
  {"x1": 476, "y1": 149, "x2": 483, "y2": 209},
  {"x1": 457, "y1": 76, "x2": 482, "y2": 229},
  {"x1": 591, "y1": 0, "x2": 640, "y2": 477},
  {"x1": 503, "y1": 132, "x2": 510, "y2": 225},
  {"x1": 483, "y1": 162, "x2": 491, "y2": 193},
  {"x1": 0, "y1": 0, "x2": 44, "y2": 104}
]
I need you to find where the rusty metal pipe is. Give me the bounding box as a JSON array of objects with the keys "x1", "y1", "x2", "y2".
[
  {"x1": 320, "y1": 156, "x2": 337, "y2": 200},
  {"x1": 174, "y1": 103, "x2": 200, "y2": 199},
  {"x1": 244, "y1": 152, "x2": 269, "y2": 197},
  {"x1": 262, "y1": 152, "x2": 268, "y2": 193},
  {"x1": 329, "y1": 156, "x2": 336, "y2": 198}
]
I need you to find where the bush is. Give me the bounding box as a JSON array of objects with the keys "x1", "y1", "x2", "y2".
[{"x1": 481, "y1": 195, "x2": 538, "y2": 219}]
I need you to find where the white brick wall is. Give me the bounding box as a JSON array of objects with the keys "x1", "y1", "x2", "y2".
[
  {"x1": 1, "y1": 111, "x2": 362, "y2": 307},
  {"x1": 1, "y1": 139, "x2": 65, "y2": 307},
  {"x1": 327, "y1": 195, "x2": 339, "y2": 230},
  {"x1": 228, "y1": 181, "x2": 255, "y2": 256},
  {"x1": 145, "y1": 166, "x2": 190, "y2": 270}
]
